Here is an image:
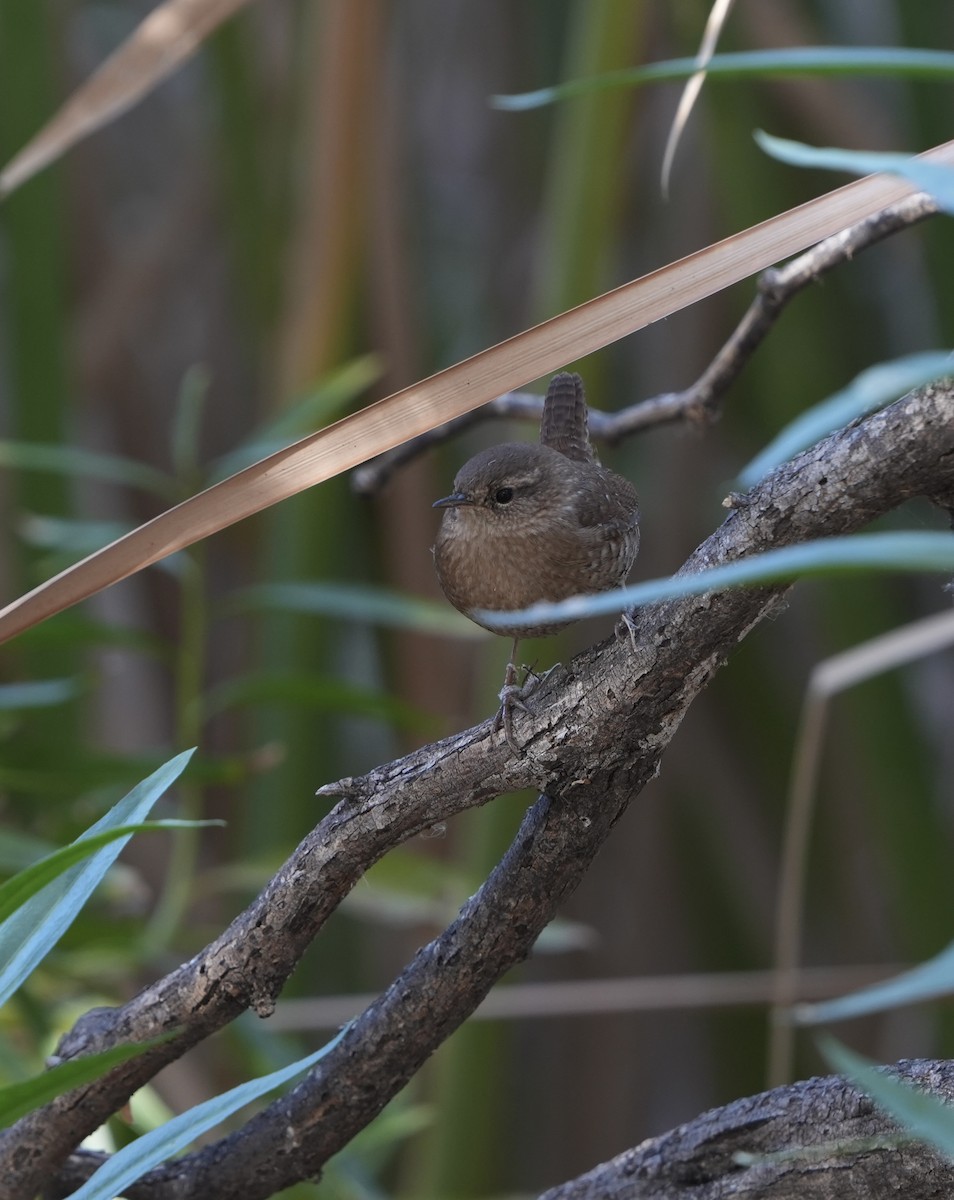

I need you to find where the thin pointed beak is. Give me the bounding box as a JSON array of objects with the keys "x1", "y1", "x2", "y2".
[{"x1": 432, "y1": 491, "x2": 472, "y2": 509}]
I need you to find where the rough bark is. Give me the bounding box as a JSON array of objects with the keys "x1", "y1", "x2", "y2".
[
  {"x1": 540, "y1": 1060, "x2": 954, "y2": 1200},
  {"x1": 4, "y1": 381, "x2": 952, "y2": 1199}
]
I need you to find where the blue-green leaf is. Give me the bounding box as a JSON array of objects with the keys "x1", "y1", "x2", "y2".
[
  {"x1": 819, "y1": 1035, "x2": 954, "y2": 1160},
  {"x1": 233, "y1": 581, "x2": 487, "y2": 639},
  {"x1": 492, "y1": 47, "x2": 954, "y2": 111},
  {"x1": 739, "y1": 353, "x2": 953, "y2": 486},
  {"x1": 756, "y1": 131, "x2": 954, "y2": 214},
  {"x1": 477, "y1": 532, "x2": 954, "y2": 630},
  {"x1": 798, "y1": 939, "x2": 954, "y2": 1026},
  {"x1": 0, "y1": 749, "x2": 195, "y2": 1008},
  {"x1": 70, "y1": 1033, "x2": 345, "y2": 1200},
  {"x1": 0, "y1": 679, "x2": 81, "y2": 711},
  {"x1": 0, "y1": 440, "x2": 177, "y2": 501}
]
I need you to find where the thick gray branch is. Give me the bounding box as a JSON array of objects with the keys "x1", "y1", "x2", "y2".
[
  {"x1": 7, "y1": 382, "x2": 954, "y2": 1200},
  {"x1": 541, "y1": 1059, "x2": 954, "y2": 1200}
]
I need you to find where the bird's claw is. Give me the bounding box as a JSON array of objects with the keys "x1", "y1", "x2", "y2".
[
  {"x1": 615, "y1": 609, "x2": 638, "y2": 652},
  {"x1": 492, "y1": 662, "x2": 558, "y2": 754},
  {"x1": 493, "y1": 680, "x2": 534, "y2": 754}
]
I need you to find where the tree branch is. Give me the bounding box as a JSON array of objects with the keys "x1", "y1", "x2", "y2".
[
  {"x1": 351, "y1": 190, "x2": 940, "y2": 494},
  {"x1": 540, "y1": 1059, "x2": 954, "y2": 1200},
  {"x1": 6, "y1": 381, "x2": 952, "y2": 1200}
]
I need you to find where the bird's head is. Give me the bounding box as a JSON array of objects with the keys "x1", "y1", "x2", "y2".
[{"x1": 432, "y1": 443, "x2": 575, "y2": 532}]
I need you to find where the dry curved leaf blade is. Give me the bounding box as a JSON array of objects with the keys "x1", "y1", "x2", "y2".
[
  {"x1": 1, "y1": 138, "x2": 953, "y2": 644},
  {"x1": 661, "y1": 0, "x2": 737, "y2": 195},
  {"x1": 0, "y1": 0, "x2": 253, "y2": 198}
]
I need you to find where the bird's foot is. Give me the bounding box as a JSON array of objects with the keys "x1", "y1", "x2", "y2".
[
  {"x1": 493, "y1": 683, "x2": 533, "y2": 755},
  {"x1": 493, "y1": 663, "x2": 553, "y2": 754},
  {"x1": 615, "y1": 608, "x2": 639, "y2": 652}
]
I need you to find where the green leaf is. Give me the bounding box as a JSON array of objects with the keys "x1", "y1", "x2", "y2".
[
  {"x1": 345, "y1": 855, "x2": 594, "y2": 950},
  {"x1": 492, "y1": 47, "x2": 954, "y2": 110},
  {"x1": 739, "y1": 352, "x2": 953, "y2": 486},
  {"x1": 0, "y1": 440, "x2": 178, "y2": 501},
  {"x1": 0, "y1": 749, "x2": 195, "y2": 1008},
  {"x1": 233, "y1": 581, "x2": 487, "y2": 639},
  {"x1": 328, "y1": 1097, "x2": 434, "y2": 1178},
  {"x1": 0, "y1": 830, "x2": 58, "y2": 874},
  {"x1": 755, "y1": 131, "x2": 954, "y2": 214},
  {"x1": 18, "y1": 515, "x2": 134, "y2": 555},
  {"x1": 210, "y1": 355, "x2": 380, "y2": 480},
  {"x1": 17, "y1": 515, "x2": 185, "y2": 577},
  {"x1": 798, "y1": 939, "x2": 954, "y2": 1026},
  {"x1": 0, "y1": 678, "x2": 80, "y2": 710},
  {"x1": 0, "y1": 1035, "x2": 175, "y2": 1130},
  {"x1": 819, "y1": 1035, "x2": 954, "y2": 1160},
  {"x1": 11, "y1": 615, "x2": 166, "y2": 659},
  {"x1": 203, "y1": 672, "x2": 432, "y2": 731},
  {"x1": 170, "y1": 364, "x2": 210, "y2": 481},
  {"x1": 477, "y1": 532, "x2": 954, "y2": 629},
  {"x1": 70, "y1": 1033, "x2": 345, "y2": 1200},
  {"x1": 0, "y1": 819, "x2": 221, "y2": 926}
]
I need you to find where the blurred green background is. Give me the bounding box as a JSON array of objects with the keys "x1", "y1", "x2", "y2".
[{"x1": 1, "y1": 1, "x2": 953, "y2": 1196}]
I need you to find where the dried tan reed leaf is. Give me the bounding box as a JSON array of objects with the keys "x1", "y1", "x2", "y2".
[
  {"x1": 661, "y1": 0, "x2": 737, "y2": 196},
  {"x1": 0, "y1": 0, "x2": 252, "y2": 199},
  {"x1": 1, "y1": 139, "x2": 952, "y2": 643}
]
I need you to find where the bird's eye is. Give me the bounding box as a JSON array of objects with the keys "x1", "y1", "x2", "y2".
[{"x1": 494, "y1": 487, "x2": 514, "y2": 505}]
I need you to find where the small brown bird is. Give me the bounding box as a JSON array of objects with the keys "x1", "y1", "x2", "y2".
[{"x1": 432, "y1": 371, "x2": 640, "y2": 750}]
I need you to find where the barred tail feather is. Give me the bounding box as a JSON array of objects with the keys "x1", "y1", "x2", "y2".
[{"x1": 540, "y1": 372, "x2": 597, "y2": 464}]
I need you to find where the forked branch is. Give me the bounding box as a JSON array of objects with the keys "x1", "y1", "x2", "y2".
[{"x1": 4, "y1": 380, "x2": 949, "y2": 1200}]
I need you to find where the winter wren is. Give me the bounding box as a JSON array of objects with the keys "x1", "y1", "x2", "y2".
[{"x1": 432, "y1": 371, "x2": 640, "y2": 750}]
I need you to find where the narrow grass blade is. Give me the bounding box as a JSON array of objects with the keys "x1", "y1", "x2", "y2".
[
  {"x1": 0, "y1": 440, "x2": 177, "y2": 501},
  {"x1": 0, "y1": 819, "x2": 221, "y2": 925},
  {"x1": 819, "y1": 1035, "x2": 954, "y2": 1161},
  {"x1": 69, "y1": 1033, "x2": 345, "y2": 1200},
  {"x1": 0, "y1": 1036, "x2": 175, "y2": 1130},
  {"x1": 757, "y1": 131, "x2": 954, "y2": 214},
  {"x1": 17, "y1": 516, "x2": 184, "y2": 579},
  {"x1": 798, "y1": 941, "x2": 954, "y2": 1026},
  {"x1": 234, "y1": 581, "x2": 487, "y2": 639},
  {"x1": 477, "y1": 532, "x2": 954, "y2": 629},
  {"x1": 18, "y1": 516, "x2": 135, "y2": 556},
  {"x1": 739, "y1": 352, "x2": 953, "y2": 486},
  {"x1": 211, "y1": 356, "x2": 380, "y2": 481},
  {"x1": 493, "y1": 47, "x2": 954, "y2": 111},
  {"x1": 0, "y1": 749, "x2": 194, "y2": 1007}
]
